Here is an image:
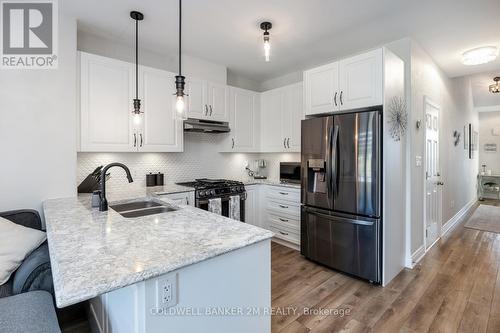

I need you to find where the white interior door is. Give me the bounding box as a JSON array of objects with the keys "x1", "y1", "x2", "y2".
[{"x1": 424, "y1": 98, "x2": 441, "y2": 249}]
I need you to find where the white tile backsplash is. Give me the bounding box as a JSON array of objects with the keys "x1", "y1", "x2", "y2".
[{"x1": 78, "y1": 132, "x2": 300, "y2": 192}]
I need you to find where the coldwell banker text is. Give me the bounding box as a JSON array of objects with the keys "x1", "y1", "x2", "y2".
[{"x1": 1, "y1": 0, "x2": 58, "y2": 69}]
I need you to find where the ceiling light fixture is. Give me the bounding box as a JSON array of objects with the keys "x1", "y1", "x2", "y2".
[
  {"x1": 130, "y1": 11, "x2": 144, "y2": 125},
  {"x1": 175, "y1": 0, "x2": 187, "y2": 120},
  {"x1": 490, "y1": 77, "x2": 500, "y2": 94},
  {"x1": 461, "y1": 46, "x2": 498, "y2": 66},
  {"x1": 260, "y1": 21, "x2": 272, "y2": 62}
]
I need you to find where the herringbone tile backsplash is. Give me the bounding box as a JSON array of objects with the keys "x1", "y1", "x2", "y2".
[{"x1": 78, "y1": 132, "x2": 300, "y2": 192}]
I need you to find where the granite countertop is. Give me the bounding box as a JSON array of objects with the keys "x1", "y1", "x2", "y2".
[
  {"x1": 243, "y1": 179, "x2": 301, "y2": 189},
  {"x1": 43, "y1": 193, "x2": 273, "y2": 308}
]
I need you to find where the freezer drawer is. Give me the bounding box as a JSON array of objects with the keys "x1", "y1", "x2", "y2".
[{"x1": 300, "y1": 206, "x2": 381, "y2": 283}]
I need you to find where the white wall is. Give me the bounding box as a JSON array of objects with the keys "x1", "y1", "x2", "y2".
[
  {"x1": 0, "y1": 10, "x2": 77, "y2": 214},
  {"x1": 77, "y1": 31, "x2": 227, "y2": 84},
  {"x1": 479, "y1": 111, "x2": 500, "y2": 174},
  {"x1": 409, "y1": 42, "x2": 478, "y2": 255}
]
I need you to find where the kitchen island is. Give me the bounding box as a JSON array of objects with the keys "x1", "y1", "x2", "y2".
[{"x1": 43, "y1": 193, "x2": 273, "y2": 333}]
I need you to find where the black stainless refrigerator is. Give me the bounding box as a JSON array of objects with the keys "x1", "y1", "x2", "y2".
[{"x1": 301, "y1": 109, "x2": 382, "y2": 283}]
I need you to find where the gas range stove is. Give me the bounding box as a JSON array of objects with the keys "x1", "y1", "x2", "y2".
[{"x1": 176, "y1": 179, "x2": 245, "y2": 199}]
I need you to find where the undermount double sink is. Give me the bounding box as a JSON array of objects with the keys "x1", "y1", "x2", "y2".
[{"x1": 110, "y1": 200, "x2": 178, "y2": 218}]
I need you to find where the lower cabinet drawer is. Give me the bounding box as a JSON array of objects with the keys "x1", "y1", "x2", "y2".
[
  {"x1": 267, "y1": 200, "x2": 301, "y2": 217},
  {"x1": 269, "y1": 213, "x2": 299, "y2": 231},
  {"x1": 266, "y1": 186, "x2": 301, "y2": 203},
  {"x1": 270, "y1": 225, "x2": 300, "y2": 245}
]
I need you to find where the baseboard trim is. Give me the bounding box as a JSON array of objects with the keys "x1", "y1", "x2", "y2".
[
  {"x1": 272, "y1": 238, "x2": 300, "y2": 251},
  {"x1": 441, "y1": 199, "x2": 477, "y2": 237},
  {"x1": 409, "y1": 245, "x2": 425, "y2": 268}
]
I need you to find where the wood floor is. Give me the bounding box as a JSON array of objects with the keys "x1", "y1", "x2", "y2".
[{"x1": 271, "y1": 202, "x2": 500, "y2": 333}]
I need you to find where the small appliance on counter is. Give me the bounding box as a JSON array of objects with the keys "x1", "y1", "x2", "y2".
[
  {"x1": 245, "y1": 159, "x2": 268, "y2": 179},
  {"x1": 279, "y1": 162, "x2": 301, "y2": 184},
  {"x1": 146, "y1": 172, "x2": 165, "y2": 187}
]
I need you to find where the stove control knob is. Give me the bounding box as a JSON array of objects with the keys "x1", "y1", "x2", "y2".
[
  {"x1": 199, "y1": 190, "x2": 206, "y2": 197},
  {"x1": 210, "y1": 189, "x2": 216, "y2": 195}
]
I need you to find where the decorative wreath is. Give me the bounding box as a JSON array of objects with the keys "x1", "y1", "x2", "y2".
[{"x1": 388, "y1": 96, "x2": 408, "y2": 141}]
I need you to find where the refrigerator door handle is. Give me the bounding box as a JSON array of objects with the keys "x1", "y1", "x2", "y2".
[
  {"x1": 303, "y1": 207, "x2": 376, "y2": 226},
  {"x1": 331, "y1": 125, "x2": 339, "y2": 197},
  {"x1": 326, "y1": 126, "x2": 333, "y2": 199}
]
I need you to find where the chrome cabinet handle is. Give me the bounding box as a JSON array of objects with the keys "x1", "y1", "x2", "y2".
[
  {"x1": 334, "y1": 92, "x2": 337, "y2": 106},
  {"x1": 279, "y1": 231, "x2": 289, "y2": 236},
  {"x1": 283, "y1": 138, "x2": 286, "y2": 149},
  {"x1": 140, "y1": 133, "x2": 143, "y2": 147},
  {"x1": 133, "y1": 133, "x2": 137, "y2": 147},
  {"x1": 231, "y1": 138, "x2": 235, "y2": 149},
  {"x1": 209, "y1": 105, "x2": 213, "y2": 116},
  {"x1": 340, "y1": 91, "x2": 343, "y2": 105},
  {"x1": 279, "y1": 204, "x2": 289, "y2": 209},
  {"x1": 279, "y1": 218, "x2": 289, "y2": 222},
  {"x1": 279, "y1": 192, "x2": 288, "y2": 195},
  {"x1": 287, "y1": 138, "x2": 290, "y2": 148},
  {"x1": 204, "y1": 105, "x2": 208, "y2": 116}
]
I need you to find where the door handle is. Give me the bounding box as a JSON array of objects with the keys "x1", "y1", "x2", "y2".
[
  {"x1": 209, "y1": 105, "x2": 213, "y2": 116},
  {"x1": 140, "y1": 133, "x2": 143, "y2": 147},
  {"x1": 340, "y1": 91, "x2": 343, "y2": 105},
  {"x1": 287, "y1": 138, "x2": 290, "y2": 148},
  {"x1": 326, "y1": 126, "x2": 333, "y2": 199},
  {"x1": 283, "y1": 138, "x2": 286, "y2": 149},
  {"x1": 332, "y1": 125, "x2": 340, "y2": 196},
  {"x1": 231, "y1": 138, "x2": 235, "y2": 149},
  {"x1": 133, "y1": 133, "x2": 137, "y2": 147},
  {"x1": 204, "y1": 105, "x2": 208, "y2": 116},
  {"x1": 334, "y1": 92, "x2": 337, "y2": 107}
]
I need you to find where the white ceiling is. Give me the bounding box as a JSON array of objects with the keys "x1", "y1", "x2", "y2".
[{"x1": 65, "y1": 0, "x2": 500, "y2": 83}]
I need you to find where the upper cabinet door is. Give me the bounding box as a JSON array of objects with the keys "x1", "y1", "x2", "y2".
[
  {"x1": 286, "y1": 82, "x2": 303, "y2": 152},
  {"x1": 186, "y1": 78, "x2": 208, "y2": 119},
  {"x1": 80, "y1": 52, "x2": 135, "y2": 152},
  {"x1": 207, "y1": 82, "x2": 229, "y2": 122},
  {"x1": 227, "y1": 87, "x2": 259, "y2": 152},
  {"x1": 338, "y1": 49, "x2": 383, "y2": 110},
  {"x1": 139, "y1": 66, "x2": 183, "y2": 152},
  {"x1": 304, "y1": 62, "x2": 339, "y2": 116},
  {"x1": 260, "y1": 88, "x2": 286, "y2": 152}
]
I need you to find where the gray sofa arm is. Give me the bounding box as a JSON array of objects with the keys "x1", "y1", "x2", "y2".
[
  {"x1": 0, "y1": 209, "x2": 42, "y2": 230},
  {"x1": 12, "y1": 243, "x2": 54, "y2": 295}
]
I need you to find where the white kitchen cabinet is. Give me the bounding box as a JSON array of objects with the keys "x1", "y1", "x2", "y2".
[
  {"x1": 157, "y1": 191, "x2": 195, "y2": 206},
  {"x1": 264, "y1": 185, "x2": 301, "y2": 246},
  {"x1": 245, "y1": 185, "x2": 259, "y2": 227},
  {"x1": 304, "y1": 48, "x2": 383, "y2": 115},
  {"x1": 222, "y1": 87, "x2": 260, "y2": 152},
  {"x1": 80, "y1": 52, "x2": 136, "y2": 152},
  {"x1": 185, "y1": 79, "x2": 229, "y2": 122},
  {"x1": 139, "y1": 66, "x2": 183, "y2": 152},
  {"x1": 304, "y1": 62, "x2": 339, "y2": 116},
  {"x1": 79, "y1": 52, "x2": 183, "y2": 153},
  {"x1": 339, "y1": 49, "x2": 383, "y2": 110},
  {"x1": 260, "y1": 83, "x2": 303, "y2": 152},
  {"x1": 207, "y1": 82, "x2": 229, "y2": 121}
]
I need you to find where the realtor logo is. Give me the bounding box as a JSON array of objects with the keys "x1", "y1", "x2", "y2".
[{"x1": 1, "y1": 0, "x2": 58, "y2": 68}]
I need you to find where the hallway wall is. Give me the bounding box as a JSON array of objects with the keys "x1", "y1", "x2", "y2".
[
  {"x1": 409, "y1": 42, "x2": 478, "y2": 257},
  {"x1": 479, "y1": 111, "x2": 500, "y2": 174}
]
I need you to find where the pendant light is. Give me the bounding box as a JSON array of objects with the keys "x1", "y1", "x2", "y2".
[
  {"x1": 490, "y1": 77, "x2": 500, "y2": 94},
  {"x1": 175, "y1": 0, "x2": 187, "y2": 120},
  {"x1": 260, "y1": 22, "x2": 272, "y2": 62},
  {"x1": 130, "y1": 11, "x2": 144, "y2": 125}
]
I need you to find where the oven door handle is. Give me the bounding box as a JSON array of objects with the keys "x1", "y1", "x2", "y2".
[{"x1": 197, "y1": 193, "x2": 246, "y2": 205}]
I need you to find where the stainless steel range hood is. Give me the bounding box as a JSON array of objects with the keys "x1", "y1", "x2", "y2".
[{"x1": 183, "y1": 118, "x2": 230, "y2": 133}]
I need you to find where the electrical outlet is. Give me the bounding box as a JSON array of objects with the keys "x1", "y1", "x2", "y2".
[{"x1": 157, "y1": 273, "x2": 177, "y2": 308}]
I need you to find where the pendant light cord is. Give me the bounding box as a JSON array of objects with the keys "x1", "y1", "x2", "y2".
[
  {"x1": 135, "y1": 17, "x2": 139, "y2": 100},
  {"x1": 178, "y1": 0, "x2": 182, "y2": 76}
]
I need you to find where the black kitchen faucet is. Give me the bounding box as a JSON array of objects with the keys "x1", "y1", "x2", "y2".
[{"x1": 99, "y1": 163, "x2": 134, "y2": 211}]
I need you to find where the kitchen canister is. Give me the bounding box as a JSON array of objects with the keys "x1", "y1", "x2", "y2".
[
  {"x1": 156, "y1": 172, "x2": 164, "y2": 186},
  {"x1": 146, "y1": 173, "x2": 157, "y2": 187}
]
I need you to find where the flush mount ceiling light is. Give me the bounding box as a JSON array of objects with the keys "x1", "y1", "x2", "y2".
[
  {"x1": 490, "y1": 77, "x2": 500, "y2": 94},
  {"x1": 174, "y1": 0, "x2": 187, "y2": 120},
  {"x1": 130, "y1": 11, "x2": 144, "y2": 125},
  {"x1": 260, "y1": 21, "x2": 272, "y2": 62},
  {"x1": 461, "y1": 46, "x2": 498, "y2": 66}
]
